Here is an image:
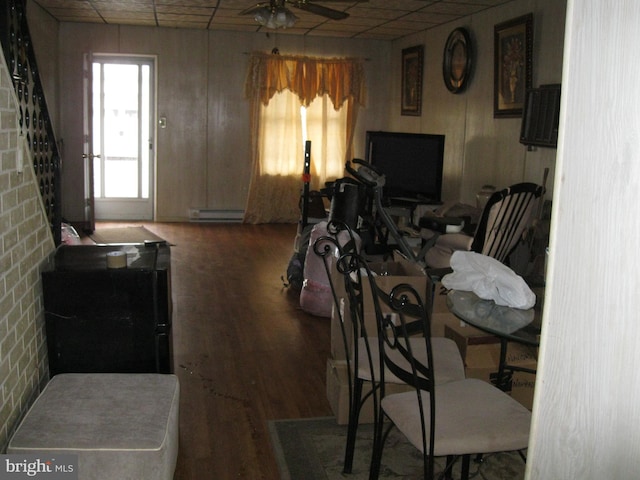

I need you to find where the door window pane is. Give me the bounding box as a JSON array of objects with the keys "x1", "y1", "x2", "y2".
[
  {"x1": 105, "y1": 159, "x2": 138, "y2": 197},
  {"x1": 103, "y1": 64, "x2": 139, "y2": 197},
  {"x1": 92, "y1": 63, "x2": 102, "y2": 198},
  {"x1": 141, "y1": 65, "x2": 150, "y2": 199}
]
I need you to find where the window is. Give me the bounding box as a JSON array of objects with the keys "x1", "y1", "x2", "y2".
[
  {"x1": 259, "y1": 91, "x2": 346, "y2": 182},
  {"x1": 244, "y1": 52, "x2": 365, "y2": 223}
]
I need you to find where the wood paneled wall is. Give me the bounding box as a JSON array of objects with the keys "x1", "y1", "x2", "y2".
[
  {"x1": 388, "y1": 0, "x2": 566, "y2": 205},
  {"x1": 40, "y1": 15, "x2": 391, "y2": 222},
  {"x1": 29, "y1": 0, "x2": 566, "y2": 222}
]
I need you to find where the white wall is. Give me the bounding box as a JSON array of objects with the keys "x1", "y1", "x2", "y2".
[{"x1": 527, "y1": 1, "x2": 640, "y2": 477}]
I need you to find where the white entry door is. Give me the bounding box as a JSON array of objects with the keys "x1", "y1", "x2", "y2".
[{"x1": 90, "y1": 55, "x2": 155, "y2": 220}]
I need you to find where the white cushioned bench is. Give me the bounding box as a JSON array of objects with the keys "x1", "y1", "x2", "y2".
[{"x1": 8, "y1": 373, "x2": 180, "y2": 480}]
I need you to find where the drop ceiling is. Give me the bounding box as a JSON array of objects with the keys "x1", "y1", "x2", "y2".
[{"x1": 33, "y1": 0, "x2": 515, "y2": 41}]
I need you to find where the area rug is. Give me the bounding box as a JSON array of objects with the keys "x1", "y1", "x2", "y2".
[
  {"x1": 89, "y1": 226, "x2": 167, "y2": 245},
  {"x1": 268, "y1": 417, "x2": 525, "y2": 480}
]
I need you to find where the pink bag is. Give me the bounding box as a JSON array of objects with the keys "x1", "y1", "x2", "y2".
[{"x1": 299, "y1": 222, "x2": 359, "y2": 317}]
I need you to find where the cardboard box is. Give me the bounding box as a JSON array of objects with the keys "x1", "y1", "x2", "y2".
[
  {"x1": 326, "y1": 357, "x2": 413, "y2": 425},
  {"x1": 330, "y1": 297, "x2": 348, "y2": 361},
  {"x1": 330, "y1": 254, "x2": 429, "y2": 361},
  {"x1": 444, "y1": 322, "x2": 538, "y2": 409},
  {"x1": 511, "y1": 371, "x2": 537, "y2": 410}
]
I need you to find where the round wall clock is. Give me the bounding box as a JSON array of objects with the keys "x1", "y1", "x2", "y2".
[{"x1": 443, "y1": 27, "x2": 472, "y2": 94}]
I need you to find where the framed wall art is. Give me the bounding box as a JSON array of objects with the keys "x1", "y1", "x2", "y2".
[
  {"x1": 443, "y1": 27, "x2": 473, "y2": 94},
  {"x1": 401, "y1": 45, "x2": 424, "y2": 116},
  {"x1": 493, "y1": 13, "x2": 533, "y2": 117}
]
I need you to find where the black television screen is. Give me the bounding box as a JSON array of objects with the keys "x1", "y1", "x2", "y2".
[{"x1": 365, "y1": 131, "x2": 445, "y2": 203}]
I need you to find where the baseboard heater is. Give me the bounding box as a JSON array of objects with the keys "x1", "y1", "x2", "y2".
[{"x1": 188, "y1": 209, "x2": 244, "y2": 222}]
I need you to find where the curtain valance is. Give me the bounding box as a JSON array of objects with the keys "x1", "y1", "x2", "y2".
[{"x1": 245, "y1": 52, "x2": 366, "y2": 109}]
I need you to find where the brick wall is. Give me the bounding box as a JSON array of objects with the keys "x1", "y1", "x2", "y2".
[{"x1": 0, "y1": 48, "x2": 55, "y2": 452}]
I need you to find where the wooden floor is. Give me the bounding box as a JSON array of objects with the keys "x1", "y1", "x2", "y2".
[{"x1": 95, "y1": 221, "x2": 333, "y2": 479}]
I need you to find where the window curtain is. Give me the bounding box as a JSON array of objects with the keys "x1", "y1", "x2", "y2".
[{"x1": 243, "y1": 52, "x2": 366, "y2": 224}]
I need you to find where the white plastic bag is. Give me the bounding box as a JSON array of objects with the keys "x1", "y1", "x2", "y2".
[{"x1": 441, "y1": 251, "x2": 535, "y2": 309}]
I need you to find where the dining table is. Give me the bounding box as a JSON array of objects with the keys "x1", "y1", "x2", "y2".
[{"x1": 445, "y1": 279, "x2": 544, "y2": 391}]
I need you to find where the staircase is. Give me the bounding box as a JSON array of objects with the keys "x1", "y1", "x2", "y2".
[{"x1": 1, "y1": 0, "x2": 62, "y2": 244}]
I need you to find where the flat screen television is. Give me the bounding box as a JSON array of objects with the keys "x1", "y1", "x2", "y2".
[{"x1": 365, "y1": 131, "x2": 445, "y2": 203}]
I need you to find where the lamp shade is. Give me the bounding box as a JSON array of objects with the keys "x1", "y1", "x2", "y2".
[{"x1": 254, "y1": 5, "x2": 298, "y2": 28}]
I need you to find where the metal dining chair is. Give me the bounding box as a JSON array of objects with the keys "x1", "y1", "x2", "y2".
[
  {"x1": 313, "y1": 220, "x2": 465, "y2": 474},
  {"x1": 366, "y1": 274, "x2": 532, "y2": 480},
  {"x1": 420, "y1": 182, "x2": 545, "y2": 268}
]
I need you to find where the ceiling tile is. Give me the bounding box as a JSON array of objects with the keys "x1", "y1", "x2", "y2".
[{"x1": 32, "y1": 0, "x2": 516, "y2": 40}]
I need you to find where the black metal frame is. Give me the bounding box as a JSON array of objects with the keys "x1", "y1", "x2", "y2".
[
  {"x1": 1, "y1": 0, "x2": 62, "y2": 244},
  {"x1": 369, "y1": 278, "x2": 528, "y2": 480},
  {"x1": 314, "y1": 221, "x2": 435, "y2": 475},
  {"x1": 471, "y1": 182, "x2": 544, "y2": 263},
  {"x1": 312, "y1": 221, "x2": 370, "y2": 473},
  {"x1": 370, "y1": 281, "x2": 439, "y2": 480}
]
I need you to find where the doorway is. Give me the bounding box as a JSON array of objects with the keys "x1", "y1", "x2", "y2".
[{"x1": 89, "y1": 55, "x2": 156, "y2": 221}]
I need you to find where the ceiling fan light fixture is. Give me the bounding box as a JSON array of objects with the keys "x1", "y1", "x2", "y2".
[{"x1": 254, "y1": 5, "x2": 298, "y2": 29}]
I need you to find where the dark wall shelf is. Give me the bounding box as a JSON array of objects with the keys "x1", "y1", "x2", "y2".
[{"x1": 520, "y1": 84, "x2": 561, "y2": 149}]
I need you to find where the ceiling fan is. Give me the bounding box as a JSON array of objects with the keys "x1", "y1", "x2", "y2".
[{"x1": 241, "y1": 0, "x2": 358, "y2": 28}]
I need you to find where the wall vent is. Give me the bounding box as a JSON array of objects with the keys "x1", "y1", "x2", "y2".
[{"x1": 189, "y1": 209, "x2": 244, "y2": 222}]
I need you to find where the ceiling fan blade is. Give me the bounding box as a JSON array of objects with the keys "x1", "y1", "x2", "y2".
[
  {"x1": 292, "y1": 2, "x2": 349, "y2": 20},
  {"x1": 240, "y1": 3, "x2": 270, "y2": 15}
]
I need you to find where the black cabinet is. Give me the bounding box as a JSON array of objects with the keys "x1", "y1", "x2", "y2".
[{"x1": 42, "y1": 244, "x2": 173, "y2": 376}]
